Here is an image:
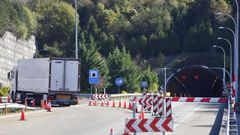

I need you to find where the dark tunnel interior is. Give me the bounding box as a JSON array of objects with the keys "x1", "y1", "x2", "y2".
[{"x1": 166, "y1": 66, "x2": 223, "y2": 97}]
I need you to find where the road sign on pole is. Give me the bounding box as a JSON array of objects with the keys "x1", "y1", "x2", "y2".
[
  {"x1": 115, "y1": 77, "x2": 124, "y2": 94},
  {"x1": 115, "y1": 77, "x2": 124, "y2": 86},
  {"x1": 89, "y1": 69, "x2": 100, "y2": 84},
  {"x1": 141, "y1": 81, "x2": 148, "y2": 88}
]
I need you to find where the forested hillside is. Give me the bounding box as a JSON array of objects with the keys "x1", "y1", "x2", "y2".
[{"x1": 0, "y1": 0, "x2": 234, "y2": 93}]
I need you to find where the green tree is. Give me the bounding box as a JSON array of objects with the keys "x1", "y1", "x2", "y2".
[
  {"x1": 37, "y1": 1, "x2": 77, "y2": 57},
  {"x1": 108, "y1": 47, "x2": 141, "y2": 93},
  {"x1": 80, "y1": 35, "x2": 109, "y2": 93},
  {"x1": 0, "y1": 0, "x2": 36, "y2": 39},
  {"x1": 142, "y1": 66, "x2": 159, "y2": 92}
]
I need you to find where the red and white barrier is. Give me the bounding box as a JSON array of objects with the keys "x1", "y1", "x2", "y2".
[
  {"x1": 0, "y1": 96, "x2": 11, "y2": 103},
  {"x1": 93, "y1": 94, "x2": 108, "y2": 100},
  {"x1": 125, "y1": 118, "x2": 173, "y2": 132},
  {"x1": 171, "y1": 97, "x2": 227, "y2": 103},
  {"x1": 166, "y1": 98, "x2": 172, "y2": 118}
]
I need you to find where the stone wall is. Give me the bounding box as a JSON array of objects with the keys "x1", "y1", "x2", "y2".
[{"x1": 0, "y1": 31, "x2": 36, "y2": 87}]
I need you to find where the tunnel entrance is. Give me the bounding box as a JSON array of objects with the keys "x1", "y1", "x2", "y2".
[{"x1": 166, "y1": 66, "x2": 223, "y2": 97}]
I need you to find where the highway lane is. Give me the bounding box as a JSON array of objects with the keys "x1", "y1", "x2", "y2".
[
  {"x1": 137, "y1": 102, "x2": 223, "y2": 135},
  {"x1": 0, "y1": 101, "x2": 224, "y2": 135},
  {"x1": 0, "y1": 104, "x2": 132, "y2": 135},
  {"x1": 169, "y1": 102, "x2": 223, "y2": 135}
]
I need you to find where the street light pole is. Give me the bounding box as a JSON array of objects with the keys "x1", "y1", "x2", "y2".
[
  {"x1": 213, "y1": 45, "x2": 226, "y2": 90},
  {"x1": 217, "y1": 37, "x2": 232, "y2": 82},
  {"x1": 75, "y1": 0, "x2": 78, "y2": 59},
  {"x1": 216, "y1": 10, "x2": 239, "y2": 102}
]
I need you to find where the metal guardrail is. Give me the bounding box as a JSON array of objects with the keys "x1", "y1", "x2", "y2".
[
  {"x1": 0, "y1": 96, "x2": 11, "y2": 103},
  {"x1": 226, "y1": 95, "x2": 238, "y2": 135}
]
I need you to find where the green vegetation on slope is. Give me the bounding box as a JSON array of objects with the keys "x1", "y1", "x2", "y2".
[{"x1": 0, "y1": 0, "x2": 234, "y2": 93}]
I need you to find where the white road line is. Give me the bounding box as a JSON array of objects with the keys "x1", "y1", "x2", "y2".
[
  {"x1": 60, "y1": 114, "x2": 77, "y2": 119},
  {"x1": 175, "y1": 105, "x2": 202, "y2": 128},
  {"x1": 0, "y1": 110, "x2": 45, "y2": 120},
  {"x1": 163, "y1": 105, "x2": 203, "y2": 135}
]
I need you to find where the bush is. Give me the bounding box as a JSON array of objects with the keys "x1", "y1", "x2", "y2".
[
  {"x1": 0, "y1": 87, "x2": 10, "y2": 96},
  {"x1": 121, "y1": 90, "x2": 128, "y2": 94}
]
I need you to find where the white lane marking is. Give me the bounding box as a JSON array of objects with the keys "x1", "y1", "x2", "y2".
[
  {"x1": 165, "y1": 105, "x2": 202, "y2": 135},
  {"x1": 0, "y1": 110, "x2": 45, "y2": 120},
  {"x1": 60, "y1": 114, "x2": 77, "y2": 119},
  {"x1": 173, "y1": 105, "x2": 202, "y2": 130}
]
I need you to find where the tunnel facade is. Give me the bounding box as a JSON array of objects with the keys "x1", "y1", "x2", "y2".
[{"x1": 166, "y1": 66, "x2": 223, "y2": 97}]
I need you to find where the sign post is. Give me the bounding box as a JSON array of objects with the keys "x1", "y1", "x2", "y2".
[
  {"x1": 141, "y1": 81, "x2": 148, "y2": 92},
  {"x1": 115, "y1": 77, "x2": 124, "y2": 93},
  {"x1": 89, "y1": 69, "x2": 100, "y2": 94}
]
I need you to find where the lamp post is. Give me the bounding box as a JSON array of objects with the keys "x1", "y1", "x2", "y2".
[
  {"x1": 213, "y1": 45, "x2": 226, "y2": 90},
  {"x1": 216, "y1": 8, "x2": 239, "y2": 103},
  {"x1": 217, "y1": 37, "x2": 232, "y2": 82},
  {"x1": 75, "y1": 0, "x2": 78, "y2": 59}
]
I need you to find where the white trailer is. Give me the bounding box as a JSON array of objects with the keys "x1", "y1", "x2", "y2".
[{"x1": 8, "y1": 58, "x2": 80, "y2": 106}]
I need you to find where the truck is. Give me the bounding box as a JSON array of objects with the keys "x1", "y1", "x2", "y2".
[{"x1": 7, "y1": 58, "x2": 80, "y2": 106}]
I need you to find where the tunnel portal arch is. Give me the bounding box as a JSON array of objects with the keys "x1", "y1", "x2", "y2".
[{"x1": 166, "y1": 66, "x2": 223, "y2": 97}]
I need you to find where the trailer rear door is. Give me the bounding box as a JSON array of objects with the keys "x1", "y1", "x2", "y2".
[
  {"x1": 50, "y1": 60, "x2": 64, "y2": 91},
  {"x1": 65, "y1": 60, "x2": 79, "y2": 92}
]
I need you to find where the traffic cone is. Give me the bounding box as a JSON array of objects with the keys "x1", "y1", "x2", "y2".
[
  {"x1": 32, "y1": 99, "x2": 35, "y2": 107},
  {"x1": 77, "y1": 97, "x2": 80, "y2": 104},
  {"x1": 107, "y1": 100, "x2": 109, "y2": 106},
  {"x1": 94, "y1": 100, "x2": 97, "y2": 106},
  {"x1": 101, "y1": 101, "x2": 104, "y2": 106},
  {"x1": 112, "y1": 101, "x2": 115, "y2": 107},
  {"x1": 41, "y1": 100, "x2": 44, "y2": 109},
  {"x1": 20, "y1": 109, "x2": 26, "y2": 121},
  {"x1": 123, "y1": 128, "x2": 129, "y2": 135},
  {"x1": 7, "y1": 96, "x2": 11, "y2": 103},
  {"x1": 88, "y1": 99, "x2": 92, "y2": 106},
  {"x1": 47, "y1": 100, "x2": 52, "y2": 112},
  {"x1": 128, "y1": 102, "x2": 132, "y2": 110},
  {"x1": 118, "y1": 100, "x2": 121, "y2": 108},
  {"x1": 110, "y1": 128, "x2": 114, "y2": 135},
  {"x1": 139, "y1": 109, "x2": 145, "y2": 119},
  {"x1": 123, "y1": 100, "x2": 126, "y2": 108},
  {"x1": 24, "y1": 98, "x2": 27, "y2": 106}
]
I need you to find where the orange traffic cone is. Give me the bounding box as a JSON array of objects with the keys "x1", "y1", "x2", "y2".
[
  {"x1": 128, "y1": 102, "x2": 132, "y2": 110},
  {"x1": 77, "y1": 97, "x2": 80, "y2": 104},
  {"x1": 20, "y1": 109, "x2": 26, "y2": 121},
  {"x1": 107, "y1": 100, "x2": 109, "y2": 106},
  {"x1": 122, "y1": 128, "x2": 129, "y2": 135},
  {"x1": 139, "y1": 110, "x2": 145, "y2": 119},
  {"x1": 41, "y1": 100, "x2": 44, "y2": 109},
  {"x1": 110, "y1": 128, "x2": 114, "y2": 135},
  {"x1": 47, "y1": 100, "x2": 52, "y2": 112},
  {"x1": 88, "y1": 99, "x2": 92, "y2": 106},
  {"x1": 94, "y1": 100, "x2": 97, "y2": 106},
  {"x1": 7, "y1": 96, "x2": 11, "y2": 103},
  {"x1": 32, "y1": 99, "x2": 35, "y2": 107},
  {"x1": 101, "y1": 101, "x2": 104, "y2": 106},
  {"x1": 123, "y1": 100, "x2": 126, "y2": 108},
  {"x1": 118, "y1": 100, "x2": 121, "y2": 108},
  {"x1": 112, "y1": 101, "x2": 116, "y2": 107}
]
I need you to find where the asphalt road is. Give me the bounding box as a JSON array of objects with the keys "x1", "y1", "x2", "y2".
[
  {"x1": 0, "y1": 101, "x2": 223, "y2": 135},
  {"x1": 168, "y1": 102, "x2": 222, "y2": 135}
]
